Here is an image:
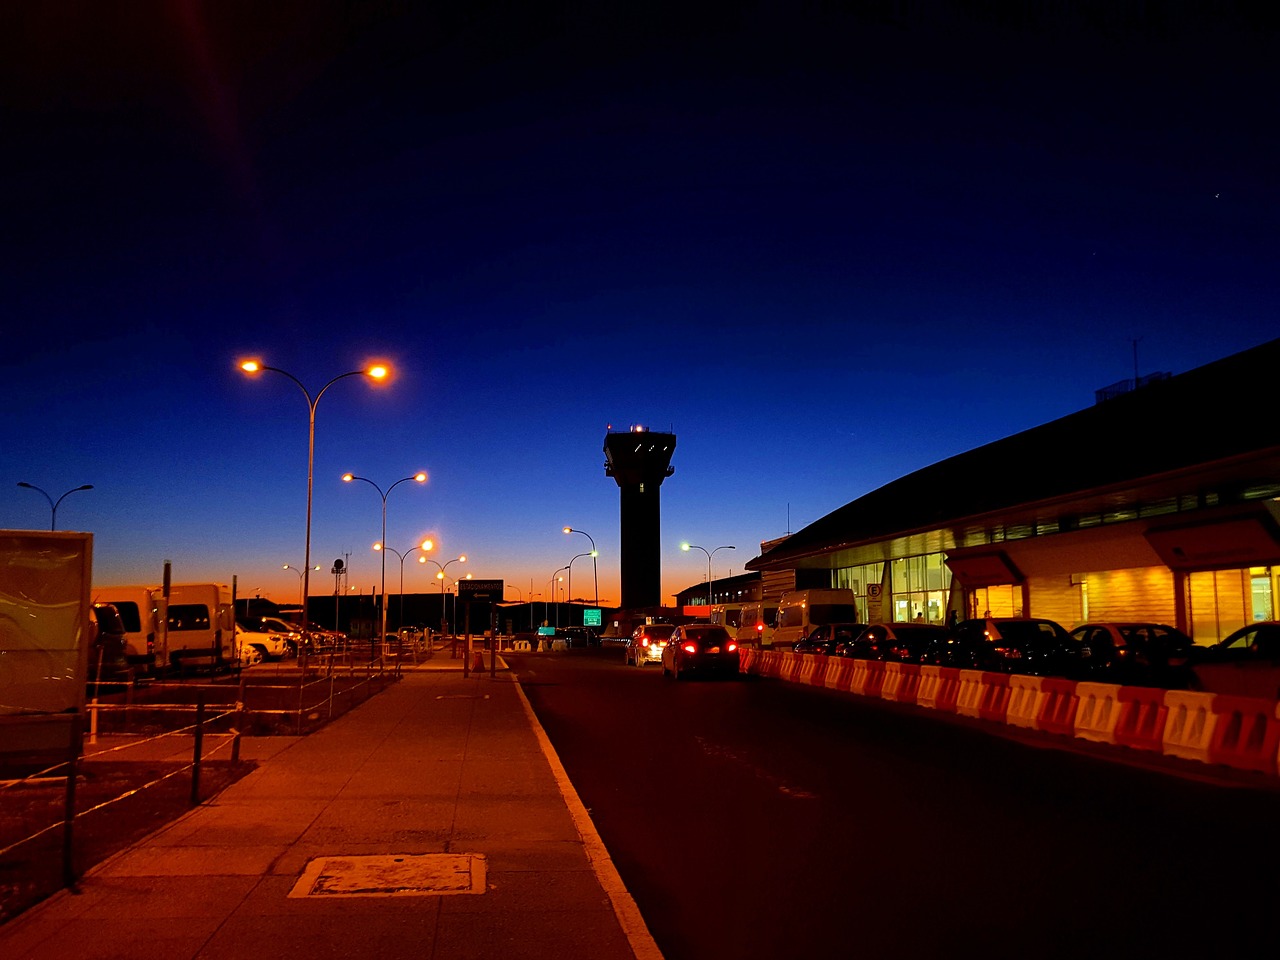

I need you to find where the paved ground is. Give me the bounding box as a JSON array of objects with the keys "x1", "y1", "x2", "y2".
[{"x1": 0, "y1": 648, "x2": 659, "y2": 960}]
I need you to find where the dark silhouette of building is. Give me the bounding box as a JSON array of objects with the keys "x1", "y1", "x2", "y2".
[{"x1": 605, "y1": 426, "x2": 676, "y2": 609}]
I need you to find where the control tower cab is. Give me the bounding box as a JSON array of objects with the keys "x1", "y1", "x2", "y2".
[{"x1": 604, "y1": 426, "x2": 676, "y2": 610}]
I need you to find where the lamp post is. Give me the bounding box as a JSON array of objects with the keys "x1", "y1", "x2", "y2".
[
  {"x1": 563, "y1": 527, "x2": 599, "y2": 608},
  {"x1": 17, "y1": 482, "x2": 93, "y2": 531},
  {"x1": 374, "y1": 539, "x2": 433, "y2": 635},
  {"x1": 343, "y1": 471, "x2": 427, "y2": 645},
  {"x1": 421, "y1": 555, "x2": 467, "y2": 634},
  {"x1": 547, "y1": 568, "x2": 567, "y2": 628},
  {"x1": 282, "y1": 563, "x2": 320, "y2": 609},
  {"x1": 566, "y1": 552, "x2": 593, "y2": 627},
  {"x1": 681, "y1": 543, "x2": 736, "y2": 609},
  {"x1": 239, "y1": 358, "x2": 389, "y2": 651}
]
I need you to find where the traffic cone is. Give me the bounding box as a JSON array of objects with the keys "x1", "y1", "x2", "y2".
[{"x1": 471, "y1": 648, "x2": 486, "y2": 673}]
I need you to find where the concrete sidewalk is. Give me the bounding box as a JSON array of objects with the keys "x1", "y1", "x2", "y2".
[{"x1": 1, "y1": 658, "x2": 658, "y2": 960}]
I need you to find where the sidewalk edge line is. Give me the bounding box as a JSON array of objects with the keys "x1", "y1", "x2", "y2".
[{"x1": 509, "y1": 674, "x2": 665, "y2": 960}]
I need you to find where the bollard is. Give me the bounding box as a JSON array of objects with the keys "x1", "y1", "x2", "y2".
[{"x1": 191, "y1": 697, "x2": 205, "y2": 806}]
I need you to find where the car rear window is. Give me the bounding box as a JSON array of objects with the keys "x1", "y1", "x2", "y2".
[
  {"x1": 641, "y1": 624, "x2": 675, "y2": 638},
  {"x1": 685, "y1": 626, "x2": 731, "y2": 643}
]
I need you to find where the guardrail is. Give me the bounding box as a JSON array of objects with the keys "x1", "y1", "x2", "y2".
[{"x1": 738, "y1": 647, "x2": 1280, "y2": 779}]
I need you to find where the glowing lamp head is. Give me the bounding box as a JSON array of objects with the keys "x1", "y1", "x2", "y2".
[
  {"x1": 414, "y1": 472, "x2": 427, "y2": 483},
  {"x1": 367, "y1": 364, "x2": 388, "y2": 380},
  {"x1": 239, "y1": 360, "x2": 261, "y2": 373},
  {"x1": 342, "y1": 473, "x2": 354, "y2": 482},
  {"x1": 421, "y1": 539, "x2": 434, "y2": 551},
  {"x1": 459, "y1": 555, "x2": 467, "y2": 563},
  {"x1": 681, "y1": 543, "x2": 691, "y2": 552},
  {"x1": 373, "y1": 543, "x2": 384, "y2": 552}
]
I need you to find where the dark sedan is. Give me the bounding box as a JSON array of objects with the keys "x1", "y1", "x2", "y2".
[
  {"x1": 925, "y1": 617, "x2": 1085, "y2": 677},
  {"x1": 793, "y1": 622, "x2": 861, "y2": 656},
  {"x1": 1069, "y1": 621, "x2": 1195, "y2": 687},
  {"x1": 1189, "y1": 621, "x2": 1280, "y2": 698},
  {"x1": 661, "y1": 624, "x2": 739, "y2": 680},
  {"x1": 841, "y1": 622, "x2": 951, "y2": 663}
]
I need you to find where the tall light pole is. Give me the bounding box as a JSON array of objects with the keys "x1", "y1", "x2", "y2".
[
  {"x1": 343, "y1": 471, "x2": 427, "y2": 644},
  {"x1": 566, "y1": 552, "x2": 593, "y2": 627},
  {"x1": 681, "y1": 543, "x2": 736, "y2": 609},
  {"x1": 239, "y1": 358, "x2": 390, "y2": 650},
  {"x1": 421, "y1": 555, "x2": 467, "y2": 634},
  {"x1": 548, "y1": 568, "x2": 567, "y2": 629},
  {"x1": 563, "y1": 527, "x2": 599, "y2": 608},
  {"x1": 17, "y1": 482, "x2": 93, "y2": 531},
  {"x1": 282, "y1": 563, "x2": 320, "y2": 609},
  {"x1": 374, "y1": 538, "x2": 433, "y2": 634}
]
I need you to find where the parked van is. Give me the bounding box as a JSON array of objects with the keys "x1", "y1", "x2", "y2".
[
  {"x1": 163, "y1": 583, "x2": 235, "y2": 669},
  {"x1": 737, "y1": 601, "x2": 780, "y2": 647},
  {"x1": 710, "y1": 603, "x2": 743, "y2": 637},
  {"x1": 91, "y1": 585, "x2": 165, "y2": 675},
  {"x1": 773, "y1": 589, "x2": 859, "y2": 649}
]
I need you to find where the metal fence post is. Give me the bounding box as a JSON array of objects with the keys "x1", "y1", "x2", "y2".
[
  {"x1": 62, "y1": 713, "x2": 84, "y2": 889},
  {"x1": 190, "y1": 696, "x2": 204, "y2": 806}
]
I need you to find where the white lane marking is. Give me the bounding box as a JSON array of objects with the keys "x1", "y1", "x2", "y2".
[
  {"x1": 694, "y1": 736, "x2": 818, "y2": 799},
  {"x1": 511, "y1": 674, "x2": 665, "y2": 960}
]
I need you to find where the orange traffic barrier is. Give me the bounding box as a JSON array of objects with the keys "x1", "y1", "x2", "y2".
[
  {"x1": 892, "y1": 663, "x2": 921, "y2": 704},
  {"x1": 738, "y1": 646, "x2": 756, "y2": 675},
  {"x1": 934, "y1": 667, "x2": 962, "y2": 713},
  {"x1": 956, "y1": 670, "x2": 986, "y2": 717},
  {"x1": 796, "y1": 654, "x2": 826, "y2": 686},
  {"x1": 977, "y1": 672, "x2": 1012, "y2": 722},
  {"x1": 1007, "y1": 675, "x2": 1043, "y2": 729},
  {"x1": 785, "y1": 653, "x2": 805, "y2": 683},
  {"x1": 1036, "y1": 678, "x2": 1079, "y2": 737},
  {"x1": 1161, "y1": 689, "x2": 1218, "y2": 764},
  {"x1": 1114, "y1": 686, "x2": 1168, "y2": 753},
  {"x1": 1074, "y1": 681, "x2": 1123, "y2": 743},
  {"x1": 881, "y1": 662, "x2": 904, "y2": 700},
  {"x1": 824, "y1": 657, "x2": 851, "y2": 691},
  {"x1": 917, "y1": 665, "x2": 942, "y2": 708},
  {"x1": 862, "y1": 660, "x2": 887, "y2": 698},
  {"x1": 1208, "y1": 695, "x2": 1280, "y2": 774},
  {"x1": 848, "y1": 659, "x2": 871, "y2": 695}
]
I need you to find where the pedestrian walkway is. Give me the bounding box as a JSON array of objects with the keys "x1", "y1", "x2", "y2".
[{"x1": 1, "y1": 660, "x2": 659, "y2": 960}]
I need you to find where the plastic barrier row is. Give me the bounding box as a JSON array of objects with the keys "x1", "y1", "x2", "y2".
[{"x1": 737, "y1": 646, "x2": 1280, "y2": 778}]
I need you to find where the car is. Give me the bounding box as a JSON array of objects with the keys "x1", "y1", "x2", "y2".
[
  {"x1": 245, "y1": 616, "x2": 305, "y2": 654},
  {"x1": 661, "y1": 623, "x2": 739, "y2": 680},
  {"x1": 840, "y1": 622, "x2": 951, "y2": 663},
  {"x1": 1068, "y1": 621, "x2": 1195, "y2": 687},
  {"x1": 1188, "y1": 621, "x2": 1280, "y2": 698},
  {"x1": 927, "y1": 617, "x2": 1085, "y2": 677},
  {"x1": 562, "y1": 626, "x2": 601, "y2": 647},
  {"x1": 88, "y1": 602, "x2": 131, "y2": 682},
  {"x1": 235, "y1": 621, "x2": 291, "y2": 664},
  {"x1": 625, "y1": 622, "x2": 676, "y2": 666},
  {"x1": 793, "y1": 622, "x2": 861, "y2": 656}
]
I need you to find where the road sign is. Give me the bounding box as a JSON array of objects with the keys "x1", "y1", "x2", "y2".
[
  {"x1": 458, "y1": 579, "x2": 503, "y2": 601},
  {"x1": 583, "y1": 608, "x2": 602, "y2": 627}
]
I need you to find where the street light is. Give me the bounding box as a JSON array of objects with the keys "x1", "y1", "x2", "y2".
[
  {"x1": 374, "y1": 538, "x2": 433, "y2": 635},
  {"x1": 548, "y1": 568, "x2": 567, "y2": 628},
  {"x1": 343, "y1": 471, "x2": 427, "y2": 644},
  {"x1": 563, "y1": 527, "x2": 599, "y2": 608},
  {"x1": 566, "y1": 552, "x2": 593, "y2": 627},
  {"x1": 238, "y1": 358, "x2": 390, "y2": 650},
  {"x1": 421, "y1": 554, "x2": 467, "y2": 634},
  {"x1": 681, "y1": 543, "x2": 736, "y2": 609},
  {"x1": 17, "y1": 482, "x2": 93, "y2": 531},
  {"x1": 282, "y1": 563, "x2": 320, "y2": 609}
]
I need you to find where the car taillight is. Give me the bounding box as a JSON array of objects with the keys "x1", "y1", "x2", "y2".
[
  {"x1": 757, "y1": 624, "x2": 764, "y2": 633},
  {"x1": 682, "y1": 642, "x2": 697, "y2": 654},
  {"x1": 641, "y1": 637, "x2": 650, "y2": 647},
  {"x1": 726, "y1": 642, "x2": 737, "y2": 652}
]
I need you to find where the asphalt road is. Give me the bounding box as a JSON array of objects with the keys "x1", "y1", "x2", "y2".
[{"x1": 510, "y1": 646, "x2": 1280, "y2": 960}]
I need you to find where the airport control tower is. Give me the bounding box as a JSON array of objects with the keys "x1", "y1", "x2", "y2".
[{"x1": 604, "y1": 426, "x2": 676, "y2": 609}]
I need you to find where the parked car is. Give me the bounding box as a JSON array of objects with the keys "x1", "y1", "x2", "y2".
[
  {"x1": 1188, "y1": 621, "x2": 1280, "y2": 698},
  {"x1": 244, "y1": 615, "x2": 304, "y2": 655},
  {"x1": 625, "y1": 622, "x2": 676, "y2": 666},
  {"x1": 927, "y1": 617, "x2": 1085, "y2": 677},
  {"x1": 1068, "y1": 621, "x2": 1195, "y2": 687},
  {"x1": 563, "y1": 626, "x2": 600, "y2": 647},
  {"x1": 793, "y1": 622, "x2": 861, "y2": 655},
  {"x1": 235, "y1": 621, "x2": 291, "y2": 664},
  {"x1": 88, "y1": 602, "x2": 131, "y2": 682},
  {"x1": 661, "y1": 623, "x2": 739, "y2": 680},
  {"x1": 841, "y1": 622, "x2": 951, "y2": 663}
]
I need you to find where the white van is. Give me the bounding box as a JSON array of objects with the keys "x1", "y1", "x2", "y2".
[
  {"x1": 773, "y1": 589, "x2": 859, "y2": 649},
  {"x1": 91, "y1": 585, "x2": 164, "y2": 675},
  {"x1": 737, "y1": 601, "x2": 780, "y2": 647},
  {"x1": 163, "y1": 583, "x2": 236, "y2": 669},
  {"x1": 710, "y1": 603, "x2": 743, "y2": 636}
]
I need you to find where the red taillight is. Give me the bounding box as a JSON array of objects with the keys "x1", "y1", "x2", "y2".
[
  {"x1": 641, "y1": 637, "x2": 650, "y2": 647},
  {"x1": 682, "y1": 642, "x2": 697, "y2": 654},
  {"x1": 756, "y1": 624, "x2": 764, "y2": 633},
  {"x1": 726, "y1": 642, "x2": 737, "y2": 652}
]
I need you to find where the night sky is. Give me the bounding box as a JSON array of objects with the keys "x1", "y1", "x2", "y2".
[{"x1": 3, "y1": 2, "x2": 1277, "y2": 607}]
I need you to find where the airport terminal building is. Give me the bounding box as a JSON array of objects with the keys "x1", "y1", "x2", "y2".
[{"x1": 747, "y1": 339, "x2": 1280, "y2": 644}]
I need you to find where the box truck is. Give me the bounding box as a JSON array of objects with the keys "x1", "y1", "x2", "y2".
[
  {"x1": 772, "y1": 588, "x2": 859, "y2": 649},
  {"x1": 91, "y1": 584, "x2": 164, "y2": 675},
  {"x1": 163, "y1": 582, "x2": 235, "y2": 669}
]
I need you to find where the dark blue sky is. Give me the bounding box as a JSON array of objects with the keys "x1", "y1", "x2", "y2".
[{"x1": 4, "y1": 2, "x2": 1277, "y2": 606}]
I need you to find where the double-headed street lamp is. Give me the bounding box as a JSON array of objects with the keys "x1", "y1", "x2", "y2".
[
  {"x1": 343, "y1": 472, "x2": 427, "y2": 644},
  {"x1": 681, "y1": 542, "x2": 736, "y2": 608},
  {"x1": 283, "y1": 563, "x2": 321, "y2": 609},
  {"x1": 374, "y1": 539, "x2": 434, "y2": 634},
  {"x1": 17, "y1": 482, "x2": 94, "y2": 531},
  {"x1": 562, "y1": 527, "x2": 599, "y2": 608},
  {"x1": 548, "y1": 568, "x2": 567, "y2": 628},
  {"x1": 421, "y1": 555, "x2": 467, "y2": 635},
  {"x1": 239, "y1": 359, "x2": 390, "y2": 646}
]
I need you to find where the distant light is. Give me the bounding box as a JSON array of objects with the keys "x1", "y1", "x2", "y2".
[
  {"x1": 421, "y1": 539, "x2": 434, "y2": 551},
  {"x1": 414, "y1": 472, "x2": 427, "y2": 483},
  {"x1": 368, "y1": 364, "x2": 388, "y2": 379},
  {"x1": 342, "y1": 473, "x2": 354, "y2": 482},
  {"x1": 563, "y1": 526, "x2": 572, "y2": 534},
  {"x1": 681, "y1": 543, "x2": 691, "y2": 551},
  {"x1": 239, "y1": 360, "x2": 260, "y2": 373}
]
